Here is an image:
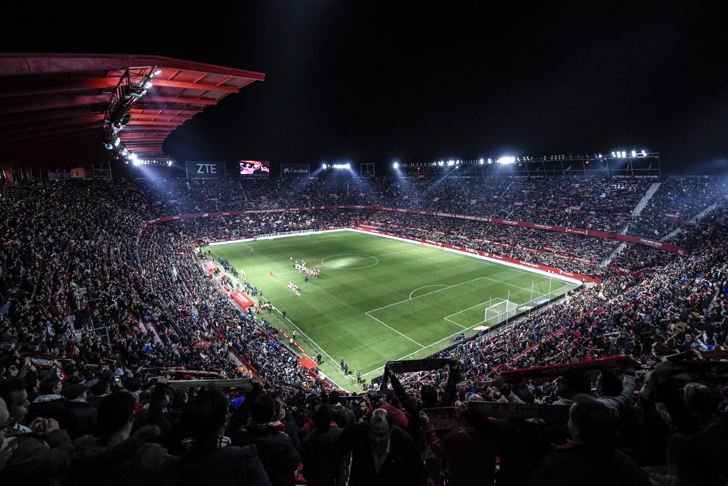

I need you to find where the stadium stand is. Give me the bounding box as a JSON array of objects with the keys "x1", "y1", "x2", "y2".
[{"x1": 1, "y1": 175, "x2": 727, "y2": 486}]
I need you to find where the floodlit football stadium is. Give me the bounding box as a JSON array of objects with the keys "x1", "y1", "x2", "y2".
[{"x1": 2, "y1": 4, "x2": 728, "y2": 484}]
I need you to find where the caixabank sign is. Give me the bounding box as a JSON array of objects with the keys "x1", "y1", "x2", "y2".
[
  {"x1": 280, "y1": 163, "x2": 310, "y2": 178},
  {"x1": 186, "y1": 161, "x2": 227, "y2": 178}
]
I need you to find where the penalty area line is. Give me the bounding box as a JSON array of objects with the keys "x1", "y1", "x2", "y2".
[{"x1": 364, "y1": 312, "x2": 425, "y2": 348}]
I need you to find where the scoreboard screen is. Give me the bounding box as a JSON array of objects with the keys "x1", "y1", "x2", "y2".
[{"x1": 239, "y1": 160, "x2": 270, "y2": 175}]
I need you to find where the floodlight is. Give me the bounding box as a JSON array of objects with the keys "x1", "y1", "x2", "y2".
[
  {"x1": 104, "y1": 143, "x2": 113, "y2": 150},
  {"x1": 479, "y1": 159, "x2": 484, "y2": 164},
  {"x1": 144, "y1": 82, "x2": 153, "y2": 89},
  {"x1": 154, "y1": 70, "x2": 161, "y2": 75},
  {"x1": 393, "y1": 162, "x2": 399, "y2": 169},
  {"x1": 641, "y1": 150, "x2": 646, "y2": 156},
  {"x1": 631, "y1": 150, "x2": 636, "y2": 157},
  {"x1": 499, "y1": 156, "x2": 515, "y2": 164}
]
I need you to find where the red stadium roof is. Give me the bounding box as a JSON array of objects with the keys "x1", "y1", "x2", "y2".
[{"x1": 0, "y1": 53, "x2": 264, "y2": 170}]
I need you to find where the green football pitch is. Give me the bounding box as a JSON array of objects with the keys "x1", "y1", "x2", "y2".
[{"x1": 206, "y1": 230, "x2": 579, "y2": 391}]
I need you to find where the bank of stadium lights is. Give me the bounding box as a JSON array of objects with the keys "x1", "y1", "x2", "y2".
[
  {"x1": 322, "y1": 163, "x2": 350, "y2": 170},
  {"x1": 128, "y1": 156, "x2": 173, "y2": 166},
  {"x1": 611, "y1": 150, "x2": 648, "y2": 158},
  {"x1": 105, "y1": 68, "x2": 162, "y2": 160},
  {"x1": 404, "y1": 151, "x2": 654, "y2": 170}
]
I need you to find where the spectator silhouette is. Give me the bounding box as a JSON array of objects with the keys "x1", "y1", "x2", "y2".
[
  {"x1": 301, "y1": 404, "x2": 343, "y2": 486},
  {"x1": 57, "y1": 382, "x2": 97, "y2": 440},
  {"x1": 27, "y1": 376, "x2": 65, "y2": 423},
  {"x1": 0, "y1": 377, "x2": 73, "y2": 486},
  {"x1": 232, "y1": 392, "x2": 300, "y2": 486},
  {"x1": 334, "y1": 407, "x2": 425, "y2": 486},
  {"x1": 529, "y1": 394, "x2": 650, "y2": 486},
  {"x1": 63, "y1": 391, "x2": 167, "y2": 486},
  {"x1": 158, "y1": 386, "x2": 271, "y2": 486},
  {"x1": 327, "y1": 390, "x2": 354, "y2": 429}
]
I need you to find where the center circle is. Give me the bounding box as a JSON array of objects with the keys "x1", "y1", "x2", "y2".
[{"x1": 320, "y1": 253, "x2": 379, "y2": 269}]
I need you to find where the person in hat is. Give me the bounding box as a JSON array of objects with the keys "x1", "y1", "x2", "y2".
[{"x1": 57, "y1": 382, "x2": 97, "y2": 440}]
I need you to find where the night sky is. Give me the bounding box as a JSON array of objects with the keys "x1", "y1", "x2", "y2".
[{"x1": 3, "y1": 1, "x2": 728, "y2": 175}]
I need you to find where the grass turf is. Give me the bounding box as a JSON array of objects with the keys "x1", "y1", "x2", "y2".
[{"x1": 206, "y1": 230, "x2": 579, "y2": 391}]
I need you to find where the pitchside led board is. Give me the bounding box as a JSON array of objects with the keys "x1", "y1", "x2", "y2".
[
  {"x1": 185, "y1": 161, "x2": 227, "y2": 178},
  {"x1": 280, "y1": 163, "x2": 310, "y2": 178},
  {"x1": 239, "y1": 160, "x2": 270, "y2": 176}
]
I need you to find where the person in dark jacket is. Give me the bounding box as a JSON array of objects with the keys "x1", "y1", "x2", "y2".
[
  {"x1": 57, "y1": 382, "x2": 97, "y2": 440},
  {"x1": 63, "y1": 392, "x2": 167, "y2": 486},
  {"x1": 301, "y1": 404, "x2": 343, "y2": 486},
  {"x1": 459, "y1": 377, "x2": 566, "y2": 486},
  {"x1": 333, "y1": 408, "x2": 425, "y2": 486},
  {"x1": 232, "y1": 393, "x2": 300, "y2": 486},
  {"x1": 158, "y1": 386, "x2": 271, "y2": 486},
  {"x1": 0, "y1": 379, "x2": 73, "y2": 486},
  {"x1": 387, "y1": 358, "x2": 460, "y2": 483},
  {"x1": 28, "y1": 376, "x2": 65, "y2": 423},
  {"x1": 420, "y1": 394, "x2": 496, "y2": 486},
  {"x1": 529, "y1": 394, "x2": 650, "y2": 486}
]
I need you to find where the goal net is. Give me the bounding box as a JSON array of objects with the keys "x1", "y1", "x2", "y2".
[{"x1": 484, "y1": 299, "x2": 519, "y2": 326}]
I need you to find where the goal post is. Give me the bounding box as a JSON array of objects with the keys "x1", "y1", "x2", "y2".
[{"x1": 483, "y1": 299, "x2": 518, "y2": 326}]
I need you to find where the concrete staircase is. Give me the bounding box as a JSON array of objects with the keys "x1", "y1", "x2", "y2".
[
  {"x1": 599, "y1": 183, "x2": 662, "y2": 267},
  {"x1": 659, "y1": 200, "x2": 722, "y2": 242},
  {"x1": 632, "y1": 182, "x2": 661, "y2": 216}
]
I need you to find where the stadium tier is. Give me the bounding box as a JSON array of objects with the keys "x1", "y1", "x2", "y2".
[{"x1": 1, "y1": 176, "x2": 727, "y2": 486}]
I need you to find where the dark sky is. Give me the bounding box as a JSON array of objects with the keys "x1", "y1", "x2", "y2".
[{"x1": 4, "y1": 1, "x2": 728, "y2": 175}]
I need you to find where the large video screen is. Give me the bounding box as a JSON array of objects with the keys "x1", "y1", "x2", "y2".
[{"x1": 239, "y1": 160, "x2": 270, "y2": 175}]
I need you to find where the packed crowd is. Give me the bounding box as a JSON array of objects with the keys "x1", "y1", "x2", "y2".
[
  {"x1": 1, "y1": 177, "x2": 727, "y2": 486},
  {"x1": 137, "y1": 175, "x2": 728, "y2": 239}
]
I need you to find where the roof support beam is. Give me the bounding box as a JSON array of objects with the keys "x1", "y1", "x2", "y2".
[
  {"x1": 138, "y1": 95, "x2": 217, "y2": 105},
  {"x1": 0, "y1": 78, "x2": 118, "y2": 98},
  {"x1": 148, "y1": 79, "x2": 237, "y2": 93},
  {"x1": 0, "y1": 94, "x2": 110, "y2": 115}
]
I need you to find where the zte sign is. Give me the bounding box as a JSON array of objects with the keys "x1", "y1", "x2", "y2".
[
  {"x1": 185, "y1": 161, "x2": 226, "y2": 178},
  {"x1": 197, "y1": 163, "x2": 217, "y2": 173}
]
